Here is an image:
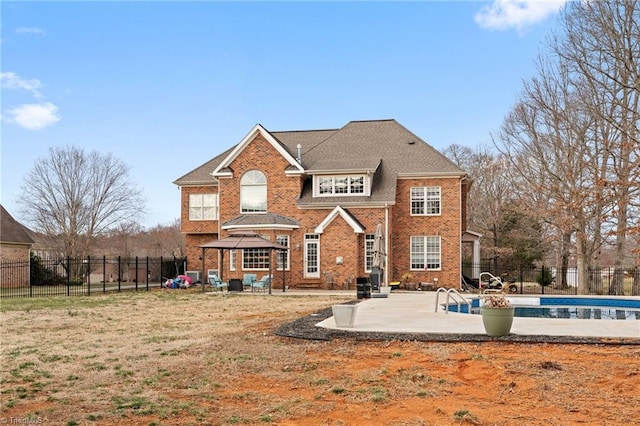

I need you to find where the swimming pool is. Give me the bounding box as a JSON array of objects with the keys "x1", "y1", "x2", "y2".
[{"x1": 449, "y1": 296, "x2": 640, "y2": 320}]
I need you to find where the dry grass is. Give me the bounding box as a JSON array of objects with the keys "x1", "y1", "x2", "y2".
[
  {"x1": 1, "y1": 290, "x2": 639, "y2": 425},
  {"x1": 1, "y1": 291, "x2": 346, "y2": 425}
]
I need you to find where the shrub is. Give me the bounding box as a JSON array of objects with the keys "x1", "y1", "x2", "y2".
[{"x1": 536, "y1": 267, "x2": 555, "y2": 287}]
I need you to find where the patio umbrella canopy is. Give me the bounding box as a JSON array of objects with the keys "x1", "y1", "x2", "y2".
[
  {"x1": 199, "y1": 232, "x2": 288, "y2": 294},
  {"x1": 371, "y1": 224, "x2": 385, "y2": 269}
]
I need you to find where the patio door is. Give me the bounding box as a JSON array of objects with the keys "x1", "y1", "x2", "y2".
[{"x1": 304, "y1": 234, "x2": 320, "y2": 278}]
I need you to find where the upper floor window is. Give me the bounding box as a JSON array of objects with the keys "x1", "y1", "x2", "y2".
[
  {"x1": 411, "y1": 236, "x2": 441, "y2": 270},
  {"x1": 316, "y1": 175, "x2": 366, "y2": 196},
  {"x1": 411, "y1": 186, "x2": 441, "y2": 215},
  {"x1": 241, "y1": 170, "x2": 267, "y2": 213},
  {"x1": 189, "y1": 194, "x2": 218, "y2": 220}
]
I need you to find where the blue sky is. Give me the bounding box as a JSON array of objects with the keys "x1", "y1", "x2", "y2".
[{"x1": 1, "y1": 0, "x2": 566, "y2": 228}]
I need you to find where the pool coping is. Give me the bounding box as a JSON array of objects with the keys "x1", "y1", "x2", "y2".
[{"x1": 275, "y1": 292, "x2": 640, "y2": 345}]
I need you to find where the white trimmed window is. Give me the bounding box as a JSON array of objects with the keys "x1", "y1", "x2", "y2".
[
  {"x1": 229, "y1": 250, "x2": 236, "y2": 271},
  {"x1": 189, "y1": 194, "x2": 218, "y2": 220},
  {"x1": 316, "y1": 175, "x2": 366, "y2": 196},
  {"x1": 243, "y1": 234, "x2": 270, "y2": 270},
  {"x1": 243, "y1": 249, "x2": 270, "y2": 270},
  {"x1": 241, "y1": 170, "x2": 267, "y2": 213},
  {"x1": 411, "y1": 186, "x2": 441, "y2": 215},
  {"x1": 364, "y1": 234, "x2": 375, "y2": 273},
  {"x1": 411, "y1": 236, "x2": 441, "y2": 270},
  {"x1": 276, "y1": 235, "x2": 290, "y2": 270}
]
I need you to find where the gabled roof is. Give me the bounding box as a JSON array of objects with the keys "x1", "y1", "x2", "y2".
[
  {"x1": 172, "y1": 145, "x2": 235, "y2": 186},
  {"x1": 0, "y1": 205, "x2": 34, "y2": 245},
  {"x1": 200, "y1": 233, "x2": 288, "y2": 250},
  {"x1": 314, "y1": 206, "x2": 365, "y2": 234},
  {"x1": 174, "y1": 120, "x2": 466, "y2": 205},
  {"x1": 212, "y1": 124, "x2": 304, "y2": 177}
]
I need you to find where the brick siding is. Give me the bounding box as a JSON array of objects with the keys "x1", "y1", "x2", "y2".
[{"x1": 181, "y1": 133, "x2": 464, "y2": 290}]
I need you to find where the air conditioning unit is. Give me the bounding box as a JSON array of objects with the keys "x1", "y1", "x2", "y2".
[{"x1": 185, "y1": 271, "x2": 201, "y2": 284}]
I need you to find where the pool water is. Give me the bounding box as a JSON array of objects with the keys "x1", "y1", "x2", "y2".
[{"x1": 449, "y1": 296, "x2": 640, "y2": 320}]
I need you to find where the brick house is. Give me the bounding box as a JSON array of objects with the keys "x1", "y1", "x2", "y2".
[
  {"x1": 173, "y1": 119, "x2": 478, "y2": 289},
  {"x1": 1, "y1": 205, "x2": 35, "y2": 286}
]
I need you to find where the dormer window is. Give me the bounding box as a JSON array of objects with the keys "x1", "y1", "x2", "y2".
[
  {"x1": 315, "y1": 175, "x2": 367, "y2": 196},
  {"x1": 241, "y1": 170, "x2": 267, "y2": 213}
]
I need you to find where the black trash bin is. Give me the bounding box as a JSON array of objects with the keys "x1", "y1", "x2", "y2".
[
  {"x1": 369, "y1": 267, "x2": 382, "y2": 291},
  {"x1": 228, "y1": 278, "x2": 243, "y2": 292},
  {"x1": 356, "y1": 277, "x2": 371, "y2": 299}
]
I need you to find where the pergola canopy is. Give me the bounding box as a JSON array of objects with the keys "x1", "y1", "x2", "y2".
[
  {"x1": 200, "y1": 232, "x2": 289, "y2": 250},
  {"x1": 199, "y1": 232, "x2": 289, "y2": 294}
]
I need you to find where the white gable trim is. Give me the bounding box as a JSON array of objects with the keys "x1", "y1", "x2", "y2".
[
  {"x1": 211, "y1": 124, "x2": 304, "y2": 176},
  {"x1": 314, "y1": 206, "x2": 364, "y2": 234}
]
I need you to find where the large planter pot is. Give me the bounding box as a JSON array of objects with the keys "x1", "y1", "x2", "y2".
[
  {"x1": 332, "y1": 304, "x2": 358, "y2": 328},
  {"x1": 481, "y1": 306, "x2": 515, "y2": 337}
]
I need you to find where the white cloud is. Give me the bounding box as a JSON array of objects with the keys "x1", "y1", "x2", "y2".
[
  {"x1": 475, "y1": 0, "x2": 567, "y2": 32},
  {"x1": 6, "y1": 102, "x2": 61, "y2": 130},
  {"x1": 1, "y1": 71, "x2": 43, "y2": 99},
  {"x1": 16, "y1": 27, "x2": 46, "y2": 36},
  {"x1": 2, "y1": 72, "x2": 60, "y2": 130}
]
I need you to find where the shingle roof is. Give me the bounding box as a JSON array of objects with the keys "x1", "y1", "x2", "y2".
[
  {"x1": 174, "y1": 119, "x2": 465, "y2": 205},
  {"x1": 222, "y1": 213, "x2": 300, "y2": 229},
  {"x1": 0, "y1": 205, "x2": 34, "y2": 245},
  {"x1": 172, "y1": 145, "x2": 235, "y2": 186}
]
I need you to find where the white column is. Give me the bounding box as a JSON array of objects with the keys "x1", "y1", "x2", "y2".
[{"x1": 472, "y1": 240, "x2": 481, "y2": 279}]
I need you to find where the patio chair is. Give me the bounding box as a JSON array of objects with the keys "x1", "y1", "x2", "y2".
[
  {"x1": 251, "y1": 275, "x2": 271, "y2": 292},
  {"x1": 208, "y1": 274, "x2": 229, "y2": 292},
  {"x1": 242, "y1": 273, "x2": 257, "y2": 291}
]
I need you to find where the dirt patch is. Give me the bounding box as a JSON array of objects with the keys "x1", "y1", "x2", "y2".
[{"x1": 1, "y1": 291, "x2": 639, "y2": 425}]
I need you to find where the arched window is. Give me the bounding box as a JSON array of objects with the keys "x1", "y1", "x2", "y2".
[{"x1": 240, "y1": 170, "x2": 267, "y2": 213}]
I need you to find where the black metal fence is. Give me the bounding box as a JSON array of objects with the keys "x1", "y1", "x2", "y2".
[
  {"x1": 462, "y1": 262, "x2": 640, "y2": 296},
  {"x1": 0, "y1": 256, "x2": 190, "y2": 299}
]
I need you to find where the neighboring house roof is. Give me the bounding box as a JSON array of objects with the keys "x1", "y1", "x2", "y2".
[
  {"x1": 0, "y1": 205, "x2": 35, "y2": 245},
  {"x1": 173, "y1": 119, "x2": 466, "y2": 206}
]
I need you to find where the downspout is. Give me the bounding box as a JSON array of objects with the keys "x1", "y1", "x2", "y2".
[{"x1": 459, "y1": 176, "x2": 466, "y2": 285}]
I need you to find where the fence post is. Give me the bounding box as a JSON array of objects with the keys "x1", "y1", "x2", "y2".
[
  {"x1": 117, "y1": 256, "x2": 121, "y2": 292},
  {"x1": 519, "y1": 265, "x2": 523, "y2": 295},
  {"x1": 87, "y1": 256, "x2": 91, "y2": 296},
  {"x1": 541, "y1": 265, "x2": 545, "y2": 295},
  {"x1": 146, "y1": 257, "x2": 149, "y2": 291},
  {"x1": 66, "y1": 256, "x2": 71, "y2": 296},
  {"x1": 135, "y1": 257, "x2": 139, "y2": 291},
  {"x1": 102, "y1": 256, "x2": 106, "y2": 293}
]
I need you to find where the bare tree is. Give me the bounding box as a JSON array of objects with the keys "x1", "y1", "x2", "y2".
[
  {"x1": 496, "y1": 0, "x2": 639, "y2": 294},
  {"x1": 553, "y1": 0, "x2": 640, "y2": 294},
  {"x1": 144, "y1": 219, "x2": 185, "y2": 258},
  {"x1": 19, "y1": 146, "x2": 145, "y2": 266},
  {"x1": 442, "y1": 145, "x2": 545, "y2": 270}
]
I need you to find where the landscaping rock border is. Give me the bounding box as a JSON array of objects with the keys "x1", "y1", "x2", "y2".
[{"x1": 274, "y1": 301, "x2": 640, "y2": 345}]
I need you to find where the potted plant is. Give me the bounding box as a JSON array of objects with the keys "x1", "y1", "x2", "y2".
[
  {"x1": 480, "y1": 293, "x2": 515, "y2": 337},
  {"x1": 400, "y1": 273, "x2": 414, "y2": 290}
]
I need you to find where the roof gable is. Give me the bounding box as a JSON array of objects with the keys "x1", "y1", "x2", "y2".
[
  {"x1": 0, "y1": 205, "x2": 34, "y2": 245},
  {"x1": 212, "y1": 124, "x2": 304, "y2": 177},
  {"x1": 314, "y1": 206, "x2": 365, "y2": 234}
]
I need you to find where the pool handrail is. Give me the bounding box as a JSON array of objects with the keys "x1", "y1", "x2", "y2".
[{"x1": 435, "y1": 287, "x2": 472, "y2": 314}]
